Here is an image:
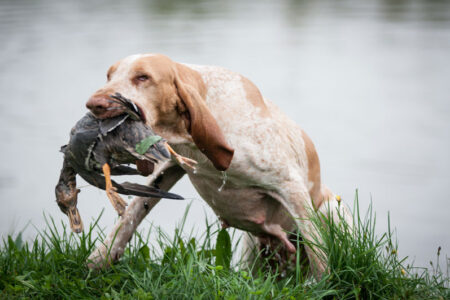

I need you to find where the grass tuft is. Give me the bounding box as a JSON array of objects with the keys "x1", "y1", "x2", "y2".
[{"x1": 1, "y1": 194, "x2": 448, "y2": 299}]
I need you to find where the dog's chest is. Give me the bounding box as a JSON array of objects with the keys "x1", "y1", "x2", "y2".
[
  {"x1": 176, "y1": 160, "x2": 291, "y2": 235},
  {"x1": 187, "y1": 170, "x2": 268, "y2": 231},
  {"x1": 170, "y1": 139, "x2": 296, "y2": 234}
]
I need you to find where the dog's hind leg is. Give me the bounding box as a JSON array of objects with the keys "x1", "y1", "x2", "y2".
[{"x1": 269, "y1": 182, "x2": 328, "y2": 279}]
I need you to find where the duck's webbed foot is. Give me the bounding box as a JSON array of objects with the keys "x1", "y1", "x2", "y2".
[
  {"x1": 102, "y1": 163, "x2": 128, "y2": 216},
  {"x1": 55, "y1": 160, "x2": 83, "y2": 233},
  {"x1": 165, "y1": 143, "x2": 197, "y2": 170}
]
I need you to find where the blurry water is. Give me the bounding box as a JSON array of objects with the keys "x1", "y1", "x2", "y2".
[{"x1": 0, "y1": 0, "x2": 449, "y2": 267}]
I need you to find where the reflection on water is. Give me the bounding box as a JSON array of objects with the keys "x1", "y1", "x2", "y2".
[{"x1": 0, "y1": 0, "x2": 449, "y2": 267}]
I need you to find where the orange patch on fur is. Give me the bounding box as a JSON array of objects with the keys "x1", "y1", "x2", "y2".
[
  {"x1": 241, "y1": 76, "x2": 270, "y2": 117},
  {"x1": 302, "y1": 130, "x2": 322, "y2": 208}
]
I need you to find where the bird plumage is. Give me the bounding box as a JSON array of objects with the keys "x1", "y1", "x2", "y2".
[{"x1": 55, "y1": 93, "x2": 183, "y2": 233}]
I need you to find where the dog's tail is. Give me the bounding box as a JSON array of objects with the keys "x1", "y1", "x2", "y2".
[{"x1": 317, "y1": 185, "x2": 353, "y2": 228}]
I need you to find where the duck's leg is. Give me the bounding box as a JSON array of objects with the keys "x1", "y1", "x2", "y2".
[
  {"x1": 165, "y1": 142, "x2": 197, "y2": 169},
  {"x1": 102, "y1": 163, "x2": 128, "y2": 216}
]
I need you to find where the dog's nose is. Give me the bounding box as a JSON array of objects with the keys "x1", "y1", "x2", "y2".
[{"x1": 86, "y1": 95, "x2": 111, "y2": 117}]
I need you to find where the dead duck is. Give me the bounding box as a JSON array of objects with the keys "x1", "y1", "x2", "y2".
[{"x1": 55, "y1": 93, "x2": 196, "y2": 233}]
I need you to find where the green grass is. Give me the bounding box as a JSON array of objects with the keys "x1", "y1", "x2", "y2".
[{"x1": 0, "y1": 196, "x2": 448, "y2": 299}]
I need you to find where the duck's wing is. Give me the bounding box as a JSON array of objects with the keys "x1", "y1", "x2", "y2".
[
  {"x1": 122, "y1": 127, "x2": 170, "y2": 162},
  {"x1": 111, "y1": 165, "x2": 140, "y2": 176},
  {"x1": 99, "y1": 114, "x2": 129, "y2": 136},
  {"x1": 77, "y1": 170, "x2": 183, "y2": 200},
  {"x1": 124, "y1": 145, "x2": 163, "y2": 162},
  {"x1": 115, "y1": 182, "x2": 184, "y2": 200}
]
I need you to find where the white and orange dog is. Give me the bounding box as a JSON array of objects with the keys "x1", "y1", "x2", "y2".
[{"x1": 86, "y1": 53, "x2": 351, "y2": 276}]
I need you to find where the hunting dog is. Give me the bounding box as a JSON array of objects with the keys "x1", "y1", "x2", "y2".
[{"x1": 86, "y1": 53, "x2": 351, "y2": 277}]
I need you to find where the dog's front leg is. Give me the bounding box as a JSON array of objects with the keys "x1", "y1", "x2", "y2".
[{"x1": 87, "y1": 161, "x2": 186, "y2": 269}]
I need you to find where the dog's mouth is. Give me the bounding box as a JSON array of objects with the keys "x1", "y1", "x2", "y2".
[
  {"x1": 106, "y1": 93, "x2": 147, "y2": 123},
  {"x1": 135, "y1": 104, "x2": 146, "y2": 122},
  {"x1": 130, "y1": 102, "x2": 147, "y2": 123}
]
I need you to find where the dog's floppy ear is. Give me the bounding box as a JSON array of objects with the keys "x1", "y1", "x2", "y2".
[{"x1": 174, "y1": 65, "x2": 234, "y2": 171}]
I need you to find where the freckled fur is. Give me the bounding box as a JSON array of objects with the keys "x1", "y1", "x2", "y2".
[{"x1": 86, "y1": 53, "x2": 352, "y2": 277}]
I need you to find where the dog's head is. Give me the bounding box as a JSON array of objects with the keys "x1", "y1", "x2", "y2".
[{"x1": 86, "y1": 53, "x2": 234, "y2": 171}]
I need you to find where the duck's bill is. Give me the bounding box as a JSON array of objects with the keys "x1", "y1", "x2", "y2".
[{"x1": 114, "y1": 181, "x2": 184, "y2": 200}]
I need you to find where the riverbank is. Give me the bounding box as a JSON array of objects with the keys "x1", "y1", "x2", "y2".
[{"x1": 1, "y1": 202, "x2": 448, "y2": 299}]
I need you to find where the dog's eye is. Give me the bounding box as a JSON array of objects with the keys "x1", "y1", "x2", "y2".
[{"x1": 136, "y1": 75, "x2": 149, "y2": 82}]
